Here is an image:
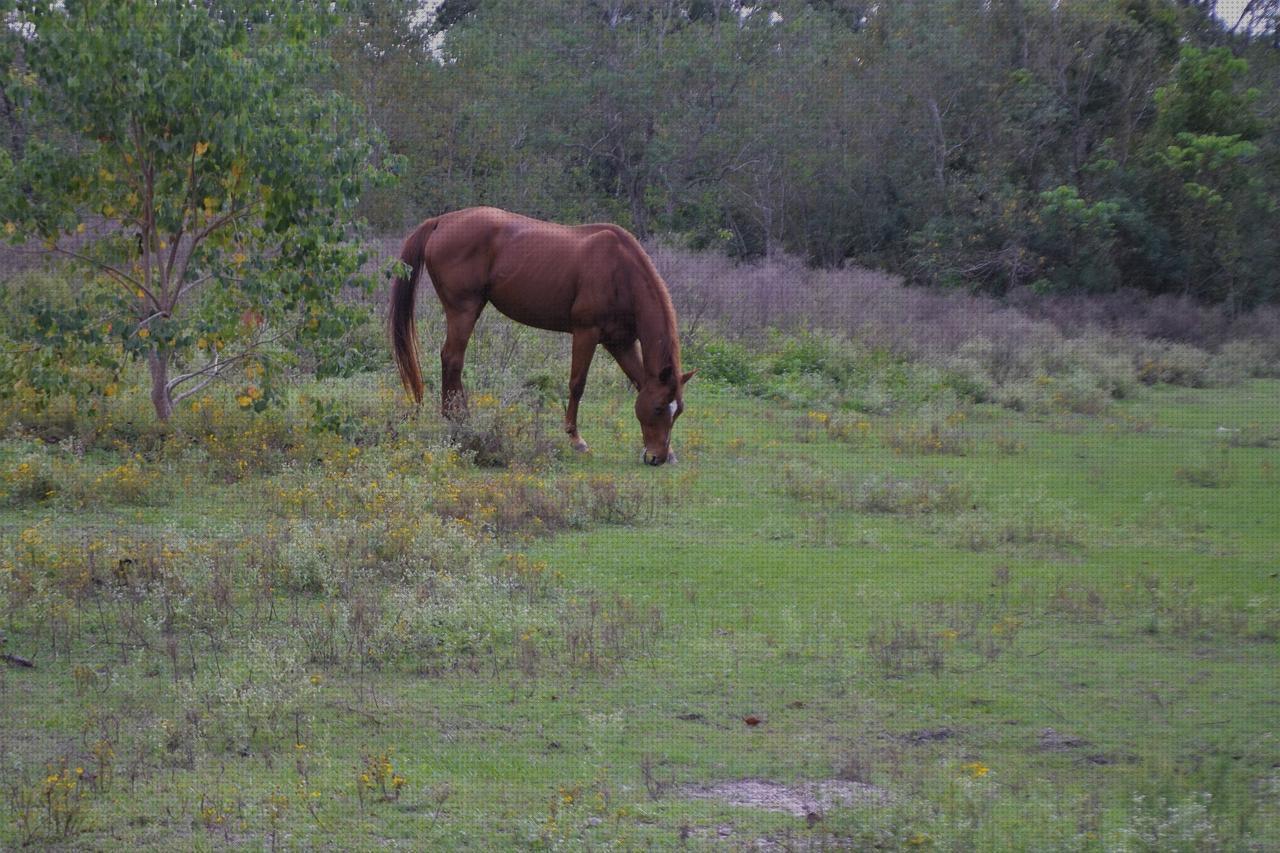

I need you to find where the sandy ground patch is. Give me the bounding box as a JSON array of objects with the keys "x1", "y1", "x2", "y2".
[{"x1": 683, "y1": 778, "x2": 890, "y2": 817}]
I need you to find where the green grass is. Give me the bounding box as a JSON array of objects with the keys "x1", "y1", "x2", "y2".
[{"x1": 1, "y1": 371, "x2": 1278, "y2": 850}]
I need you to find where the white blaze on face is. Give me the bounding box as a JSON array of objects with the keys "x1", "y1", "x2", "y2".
[{"x1": 668, "y1": 400, "x2": 678, "y2": 417}]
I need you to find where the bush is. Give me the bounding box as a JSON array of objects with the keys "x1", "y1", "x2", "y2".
[
  {"x1": 1134, "y1": 340, "x2": 1216, "y2": 387},
  {"x1": 1212, "y1": 339, "x2": 1280, "y2": 379},
  {"x1": 686, "y1": 339, "x2": 759, "y2": 389}
]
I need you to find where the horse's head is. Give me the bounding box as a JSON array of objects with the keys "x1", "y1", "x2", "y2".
[{"x1": 635, "y1": 366, "x2": 696, "y2": 466}]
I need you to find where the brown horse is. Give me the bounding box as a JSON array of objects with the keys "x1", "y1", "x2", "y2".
[{"x1": 389, "y1": 207, "x2": 694, "y2": 465}]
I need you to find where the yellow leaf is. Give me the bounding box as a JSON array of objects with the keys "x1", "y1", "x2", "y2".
[
  {"x1": 103, "y1": 384, "x2": 117, "y2": 397},
  {"x1": 194, "y1": 141, "x2": 209, "y2": 157},
  {"x1": 137, "y1": 328, "x2": 150, "y2": 339},
  {"x1": 3, "y1": 222, "x2": 15, "y2": 236},
  {"x1": 76, "y1": 223, "x2": 86, "y2": 234}
]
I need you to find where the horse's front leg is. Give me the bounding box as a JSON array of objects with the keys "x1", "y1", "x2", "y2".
[
  {"x1": 605, "y1": 340, "x2": 645, "y2": 390},
  {"x1": 565, "y1": 329, "x2": 600, "y2": 452}
]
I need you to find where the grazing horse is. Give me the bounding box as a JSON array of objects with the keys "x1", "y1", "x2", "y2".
[{"x1": 389, "y1": 207, "x2": 694, "y2": 465}]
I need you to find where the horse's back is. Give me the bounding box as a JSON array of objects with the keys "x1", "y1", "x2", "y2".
[{"x1": 422, "y1": 207, "x2": 648, "y2": 335}]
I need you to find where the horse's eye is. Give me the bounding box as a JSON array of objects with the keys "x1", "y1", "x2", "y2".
[{"x1": 653, "y1": 406, "x2": 665, "y2": 416}]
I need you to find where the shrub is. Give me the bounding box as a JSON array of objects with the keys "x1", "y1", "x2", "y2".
[
  {"x1": 686, "y1": 339, "x2": 758, "y2": 389},
  {"x1": 1134, "y1": 340, "x2": 1215, "y2": 386}
]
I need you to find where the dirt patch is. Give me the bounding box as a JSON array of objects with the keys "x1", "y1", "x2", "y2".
[
  {"x1": 1038, "y1": 727, "x2": 1089, "y2": 750},
  {"x1": 683, "y1": 778, "x2": 890, "y2": 817},
  {"x1": 898, "y1": 726, "x2": 956, "y2": 744}
]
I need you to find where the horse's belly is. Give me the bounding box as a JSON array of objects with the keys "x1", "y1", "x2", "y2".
[{"x1": 487, "y1": 290, "x2": 575, "y2": 333}]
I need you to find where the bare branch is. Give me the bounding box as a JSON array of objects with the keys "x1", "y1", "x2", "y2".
[
  {"x1": 170, "y1": 371, "x2": 223, "y2": 404},
  {"x1": 133, "y1": 311, "x2": 170, "y2": 336},
  {"x1": 174, "y1": 271, "x2": 216, "y2": 302},
  {"x1": 165, "y1": 327, "x2": 292, "y2": 398}
]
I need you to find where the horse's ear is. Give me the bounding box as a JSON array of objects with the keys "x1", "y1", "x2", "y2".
[
  {"x1": 658, "y1": 365, "x2": 674, "y2": 384},
  {"x1": 681, "y1": 369, "x2": 697, "y2": 386}
]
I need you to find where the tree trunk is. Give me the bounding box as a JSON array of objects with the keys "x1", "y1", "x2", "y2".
[{"x1": 148, "y1": 349, "x2": 174, "y2": 421}]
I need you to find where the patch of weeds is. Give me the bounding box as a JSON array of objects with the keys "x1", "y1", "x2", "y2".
[
  {"x1": 1219, "y1": 422, "x2": 1279, "y2": 449},
  {"x1": 781, "y1": 466, "x2": 977, "y2": 517},
  {"x1": 865, "y1": 620, "x2": 946, "y2": 678},
  {"x1": 4, "y1": 759, "x2": 92, "y2": 845},
  {"x1": 355, "y1": 749, "x2": 407, "y2": 807},
  {"x1": 558, "y1": 594, "x2": 664, "y2": 673},
  {"x1": 990, "y1": 432, "x2": 1027, "y2": 454},
  {"x1": 795, "y1": 410, "x2": 875, "y2": 446},
  {"x1": 780, "y1": 464, "x2": 842, "y2": 505},
  {"x1": 437, "y1": 470, "x2": 653, "y2": 539},
  {"x1": 305, "y1": 396, "x2": 366, "y2": 443},
  {"x1": 988, "y1": 489, "x2": 1080, "y2": 548},
  {"x1": 1132, "y1": 574, "x2": 1270, "y2": 640},
  {"x1": 955, "y1": 489, "x2": 1083, "y2": 552},
  {"x1": 1115, "y1": 792, "x2": 1220, "y2": 851},
  {"x1": 445, "y1": 390, "x2": 559, "y2": 468},
  {"x1": 0, "y1": 452, "x2": 61, "y2": 505},
  {"x1": 852, "y1": 474, "x2": 977, "y2": 516},
  {"x1": 1046, "y1": 580, "x2": 1107, "y2": 623},
  {"x1": 884, "y1": 402, "x2": 972, "y2": 456},
  {"x1": 0, "y1": 449, "x2": 172, "y2": 508},
  {"x1": 1174, "y1": 452, "x2": 1233, "y2": 489}
]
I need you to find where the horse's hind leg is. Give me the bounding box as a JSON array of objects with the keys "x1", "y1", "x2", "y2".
[
  {"x1": 565, "y1": 328, "x2": 601, "y2": 452},
  {"x1": 440, "y1": 301, "x2": 485, "y2": 418}
]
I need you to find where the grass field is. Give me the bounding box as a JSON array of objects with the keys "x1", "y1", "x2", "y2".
[{"x1": 3, "y1": 280, "x2": 1280, "y2": 849}]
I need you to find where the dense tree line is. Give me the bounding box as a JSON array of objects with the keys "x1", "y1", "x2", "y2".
[{"x1": 335, "y1": 0, "x2": 1280, "y2": 307}]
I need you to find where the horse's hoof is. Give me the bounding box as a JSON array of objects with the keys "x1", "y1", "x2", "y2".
[{"x1": 571, "y1": 438, "x2": 590, "y2": 453}]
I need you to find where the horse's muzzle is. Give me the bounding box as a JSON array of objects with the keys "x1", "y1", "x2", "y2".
[{"x1": 642, "y1": 449, "x2": 676, "y2": 466}]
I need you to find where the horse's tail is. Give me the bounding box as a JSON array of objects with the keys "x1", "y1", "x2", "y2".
[{"x1": 389, "y1": 217, "x2": 439, "y2": 405}]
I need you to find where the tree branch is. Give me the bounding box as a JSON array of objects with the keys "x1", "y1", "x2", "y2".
[
  {"x1": 175, "y1": 271, "x2": 216, "y2": 302},
  {"x1": 38, "y1": 243, "x2": 160, "y2": 308},
  {"x1": 165, "y1": 327, "x2": 291, "y2": 399}
]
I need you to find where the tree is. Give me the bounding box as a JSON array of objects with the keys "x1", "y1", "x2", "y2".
[
  {"x1": 1142, "y1": 46, "x2": 1274, "y2": 306},
  {"x1": 0, "y1": 0, "x2": 395, "y2": 420}
]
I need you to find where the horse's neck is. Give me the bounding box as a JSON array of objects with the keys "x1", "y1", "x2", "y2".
[{"x1": 633, "y1": 281, "x2": 678, "y2": 378}]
